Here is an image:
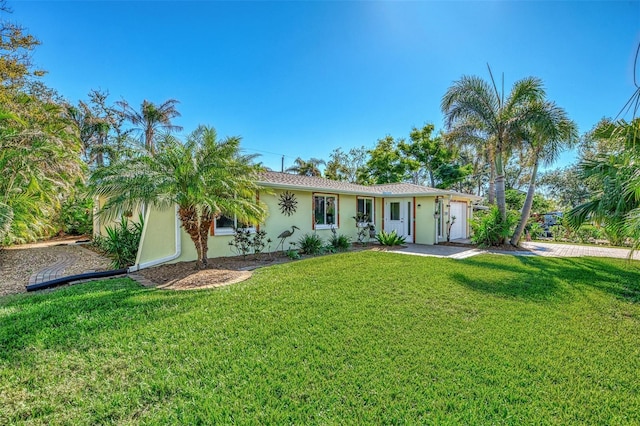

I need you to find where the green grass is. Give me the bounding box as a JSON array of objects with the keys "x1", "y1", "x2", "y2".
[{"x1": 2, "y1": 252, "x2": 640, "y2": 424}]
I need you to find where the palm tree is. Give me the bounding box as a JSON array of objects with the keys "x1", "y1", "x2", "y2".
[
  {"x1": 510, "y1": 101, "x2": 578, "y2": 245},
  {"x1": 442, "y1": 74, "x2": 546, "y2": 224},
  {"x1": 90, "y1": 125, "x2": 267, "y2": 268},
  {"x1": 286, "y1": 157, "x2": 326, "y2": 176},
  {"x1": 116, "y1": 99, "x2": 182, "y2": 155},
  {"x1": 567, "y1": 119, "x2": 640, "y2": 248}
]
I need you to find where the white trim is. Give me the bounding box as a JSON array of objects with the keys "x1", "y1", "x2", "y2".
[
  {"x1": 214, "y1": 214, "x2": 256, "y2": 236},
  {"x1": 313, "y1": 194, "x2": 339, "y2": 228}
]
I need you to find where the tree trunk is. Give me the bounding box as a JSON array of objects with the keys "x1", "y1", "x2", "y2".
[
  {"x1": 198, "y1": 212, "x2": 213, "y2": 268},
  {"x1": 495, "y1": 153, "x2": 506, "y2": 219},
  {"x1": 145, "y1": 128, "x2": 154, "y2": 155},
  {"x1": 493, "y1": 150, "x2": 508, "y2": 244},
  {"x1": 429, "y1": 169, "x2": 435, "y2": 188},
  {"x1": 178, "y1": 206, "x2": 206, "y2": 269},
  {"x1": 511, "y1": 157, "x2": 540, "y2": 247},
  {"x1": 488, "y1": 160, "x2": 496, "y2": 204}
]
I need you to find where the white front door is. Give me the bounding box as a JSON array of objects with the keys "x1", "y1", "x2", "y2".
[
  {"x1": 449, "y1": 201, "x2": 467, "y2": 240},
  {"x1": 385, "y1": 199, "x2": 413, "y2": 243}
]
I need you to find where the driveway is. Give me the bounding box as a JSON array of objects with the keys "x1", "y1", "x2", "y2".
[{"x1": 389, "y1": 241, "x2": 640, "y2": 261}]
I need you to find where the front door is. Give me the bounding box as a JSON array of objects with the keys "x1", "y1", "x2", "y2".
[{"x1": 385, "y1": 199, "x2": 413, "y2": 243}]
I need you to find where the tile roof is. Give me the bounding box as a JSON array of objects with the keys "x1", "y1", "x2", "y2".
[{"x1": 258, "y1": 171, "x2": 481, "y2": 200}]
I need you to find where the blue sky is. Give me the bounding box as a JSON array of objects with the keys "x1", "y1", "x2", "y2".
[{"x1": 14, "y1": 1, "x2": 640, "y2": 172}]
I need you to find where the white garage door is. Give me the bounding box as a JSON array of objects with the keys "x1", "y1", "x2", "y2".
[{"x1": 449, "y1": 202, "x2": 467, "y2": 240}]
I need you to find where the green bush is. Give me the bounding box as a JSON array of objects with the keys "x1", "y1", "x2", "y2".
[
  {"x1": 329, "y1": 234, "x2": 351, "y2": 251},
  {"x1": 576, "y1": 224, "x2": 604, "y2": 244},
  {"x1": 285, "y1": 249, "x2": 300, "y2": 260},
  {"x1": 57, "y1": 196, "x2": 94, "y2": 236},
  {"x1": 229, "y1": 228, "x2": 272, "y2": 257},
  {"x1": 297, "y1": 233, "x2": 324, "y2": 255},
  {"x1": 471, "y1": 206, "x2": 518, "y2": 247},
  {"x1": 528, "y1": 221, "x2": 545, "y2": 239},
  {"x1": 93, "y1": 214, "x2": 144, "y2": 269},
  {"x1": 375, "y1": 230, "x2": 406, "y2": 246}
]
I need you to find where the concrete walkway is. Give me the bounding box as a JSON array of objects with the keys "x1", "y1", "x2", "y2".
[{"x1": 388, "y1": 241, "x2": 640, "y2": 261}]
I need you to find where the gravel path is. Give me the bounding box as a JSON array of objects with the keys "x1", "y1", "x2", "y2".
[{"x1": 0, "y1": 238, "x2": 111, "y2": 297}]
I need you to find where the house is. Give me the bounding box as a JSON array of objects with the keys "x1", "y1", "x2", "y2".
[{"x1": 96, "y1": 171, "x2": 481, "y2": 271}]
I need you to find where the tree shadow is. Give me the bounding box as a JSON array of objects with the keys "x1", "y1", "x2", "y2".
[
  {"x1": 450, "y1": 255, "x2": 640, "y2": 303},
  {"x1": 0, "y1": 278, "x2": 205, "y2": 363}
]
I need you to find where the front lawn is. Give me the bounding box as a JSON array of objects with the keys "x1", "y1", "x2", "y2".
[{"x1": 1, "y1": 252, "x2": 639, "y2": 424}]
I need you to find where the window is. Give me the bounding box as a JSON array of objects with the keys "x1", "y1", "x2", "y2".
[
  {"x1": 314, "y1": 194, "x2": 337, "y2": 228},
  {"x1": 214, "y1": 214, "x2": 255, "y2": 236},
  {"x1": 356, "y1": 197, "x2": 374, "y2": 224},
  {"x1": 389, "y1": 202, "x2": 400, "y2": 221}
]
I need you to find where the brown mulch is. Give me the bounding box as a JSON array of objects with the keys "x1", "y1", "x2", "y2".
[{"x1": 139, "y1": 252, "x2": 293, "y2": 291}]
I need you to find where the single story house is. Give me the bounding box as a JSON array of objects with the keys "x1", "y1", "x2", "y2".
[{"x1": 95, "y1": 171, "x2": 481, "y2": 271}]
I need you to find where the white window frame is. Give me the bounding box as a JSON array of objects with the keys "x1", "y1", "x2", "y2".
[
  {"x1": 313, "y1": 193, "x2": 338, "y2": 230},
  {"x1": 356, "y1": 197, "x2": 374, "y2": 226},
  {"x1": 214, "y1": 214, "x2": 256, "y2": 236}
]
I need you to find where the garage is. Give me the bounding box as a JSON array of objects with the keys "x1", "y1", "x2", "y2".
[{"x1": 448, "y1": 201, "x2": 468, "y2": 240}]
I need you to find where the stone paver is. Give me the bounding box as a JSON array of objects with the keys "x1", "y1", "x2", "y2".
[
  {"x1": 27, "y1": 253, "x2": 75, "y2": 285},
  {"x1": 518, "y1": 241, "x2": 640, "y2": 260}
]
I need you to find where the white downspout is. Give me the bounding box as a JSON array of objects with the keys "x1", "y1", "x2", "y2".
[{"x1": 128, "y1": 205, "x2": 182, "y2": 272}]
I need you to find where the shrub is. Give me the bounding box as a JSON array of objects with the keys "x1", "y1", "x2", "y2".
[
  {"x1": 251, "y1": 230, "x2": 271, "y2": 255},
  {"x1": 471, "y1": 206, "x2": 518, "y2": 247},
  {"x1": 93, "y1": 214, "x2": 144, "y2": 269},
  {"x1": 57, "y1": 195, "x2": 93, "y2": 235},
  {"x1": 576, "y1": 224, "x2": 604, "y2": 244},
  {"x1": 228, "y1": 227, "x2": 252, "y2": 257},
  {"x1": 229, "y1": 228, "x2": 272, "y2": 258},
  {"x1": 297, "y1": 233, "x2": 324, "y2": 255},
  {"x1": 528, "y1": 221, "x2": 545, "y2": 239},
  {"x1": 329, "y1": 234, "x2": 351, "y2": 251},
  {"x1": 375, "y1": 230, "x2": 406, "y2": 246},
  {"x1": 285, "y1": 249, "x2": 300, "y2": 260}
]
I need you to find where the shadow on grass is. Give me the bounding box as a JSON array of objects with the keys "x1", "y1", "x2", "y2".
[
  {"x1": 451, "y1": 255, "x2": 640, "y2": 303},
  {"x1": 0, "y1": 278, "x2": 204, "y2": 362}
]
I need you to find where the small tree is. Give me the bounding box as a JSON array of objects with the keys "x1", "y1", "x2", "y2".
[{"x1": 91, "y1": 125, "x2": 266, "y2": 268}]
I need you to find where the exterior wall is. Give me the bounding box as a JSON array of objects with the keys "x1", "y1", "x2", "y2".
[
  {"x1": 93, "y1": 196, "x2": 144, "y2": 237},
  {"x1": 161, "y1": 189, "x2": 385, "y2": 264},
  {"x1": 259, "y1": 190, "x2": 366, "y2": 251}
]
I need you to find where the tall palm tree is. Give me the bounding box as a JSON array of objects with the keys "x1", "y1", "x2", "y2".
[
  {"x1": 116, "y1": 99, "x2": 182, "y2": 155},
  {"x1": 286, "y1": 157, "x2": 325, "y2": 176},
  {"x1": 442, "y1": 74, "x2": 546, "y2": 223},
  {"x1": 510, "y1": 101, "x2": 578, "y2": 245},
  {"x1": 90, "y1": 125, "x2": 267, "y2": 268}
]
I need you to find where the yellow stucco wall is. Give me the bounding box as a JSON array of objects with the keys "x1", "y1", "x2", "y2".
[
  {"x1": 93, "y1": 196, "x2": 144, "y2": 237},
  {"x1": 140, "y1": 189, "x2": 389, "y2": 264}
]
